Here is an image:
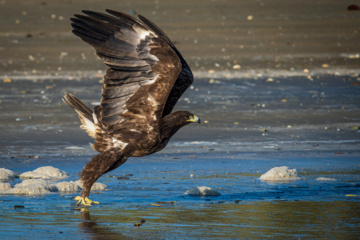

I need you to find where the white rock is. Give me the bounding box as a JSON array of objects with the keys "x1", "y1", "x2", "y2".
[
  {"x1": 184, "y1": 186, "x2": 221, "y2": 196},
  {"x1": 316, "y1": 177, "x2": 336, "y2": 181},
  {"x1": 19, "y1": 166, "x2": 68, "y2": 180},
  {"x1": 0, "y1": 168, "x2": 16, "y2": 180},
  {"x1": 16, "y1": 179, "x2": 49, "y2": 187},
  {"x1": 74, "y1": 180, "x2": 107, "y2": 191},
  {"x1": 0, "y1": 175, "x2": 107, "y2": 195},
  {"x1": 90, "y1": 182, "x2": 107, "y2": 191},
  {"x1": 20, "y1": 171, "x2": 51, "y2": 179},
  {"x1": 260, "y1": 166, "x2": 301, "y2": 181},
  {"x1": 56, "y1": 181, "x2": 81, "y2": 192},
  {"x1": 33, "y1": 166, "x2": 68, "y2": 178},
  {"x1": 15, "y1": 179, "x2": 58, "y2": 192},
  {"x1": 5, "y1": 186, "x2": 50, "y2": 195},
  {"x1": 6, "y1": 179, "x2": 58, "y2": 195},
  {"x1": 0, "y1": 182, "x2": 11, "y2": 190}
]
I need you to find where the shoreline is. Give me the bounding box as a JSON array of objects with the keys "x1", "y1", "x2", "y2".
[{"x1": 2, "y1": 67, "x2": 360, "y2": 81}]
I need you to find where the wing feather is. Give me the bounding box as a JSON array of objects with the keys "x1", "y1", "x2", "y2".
[{"x1": 137, "y1": 14, "x2": 194, "y2": 117}]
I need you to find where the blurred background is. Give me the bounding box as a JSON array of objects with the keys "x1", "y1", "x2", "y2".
[{"x1": 1, "y1": 0, "x2": 359, "y2": 78}]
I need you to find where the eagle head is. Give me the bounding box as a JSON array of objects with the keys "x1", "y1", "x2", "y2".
[{"x1": 160, "y1": 111, "x2": 200, "y2": 139}]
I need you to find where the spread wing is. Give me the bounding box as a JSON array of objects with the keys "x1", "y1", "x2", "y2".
[
  {"x1": 71, "y1": 10, "x2": 186, "y2": 136},
  {"x1": 137, "y1": 14, "x2": 194, "y2": 117}
]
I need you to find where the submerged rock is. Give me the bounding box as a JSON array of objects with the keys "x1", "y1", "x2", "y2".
[
  {"x1": 0, "y1": 168, "x2": 17, "y2": 180},
  {"x1": 260, "y1": 166, "x2": 301, "y2": 181},
  {"x1": 19, "y1": 166, "x2": 68, "y2": 180},
  {"x1": 316, "y1": 177, "x2": 336, "y2": 181},
  {"x1": 0, "y1": 178, "x2": 107, "y2": 195},
  {"x1": 0, "y1": 166, "x2": 107, "y2": 195},
  {"x1": 184, "y1": 186, "x2": 221, "y2": 196},
  {"x1": 6, "y1": 179, "x2": 58, "y2": 195}
]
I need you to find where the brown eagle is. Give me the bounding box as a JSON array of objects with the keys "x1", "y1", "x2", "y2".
[{"x1": 63, "y1": 9, "x2": 200, "y2": 206}]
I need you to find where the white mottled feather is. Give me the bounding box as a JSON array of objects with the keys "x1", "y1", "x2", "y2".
[
  {"x1": 141, "y1": 74, "x2": 158, "y2": 86},
  {"x1": 92, "y1": 112, "x2": 99, "y2": 124},
  {"x1": 146, "y1": 94, "x2": 157, "y2": 121},
  {"x1": 112, "y1": 137, "x2": 128, "y2": 149},
  {"x1": 137, "y1": 27, "x2": 157, "y2": 41},
  {"x1": 75, "y1": 108, "x2": 129, "y2": 151},
  {"x1": 138, "y1": 30, "x2": 150, "y2": 41},
  {"x1": 76, "y1": 110, "x2": 96, "y2": 138}
]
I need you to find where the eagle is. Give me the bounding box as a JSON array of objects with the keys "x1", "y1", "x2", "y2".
[{"x1": 63, "y1": 9, "x2": 200, "y2": 206}]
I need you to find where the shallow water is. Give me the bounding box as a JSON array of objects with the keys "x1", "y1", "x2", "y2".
[
  {"x1": 1, "y1": 74, "x2": 359, "y2": 151},
  {"x1": 1, "y1": 152, "x2": 360, "y2": 239}
]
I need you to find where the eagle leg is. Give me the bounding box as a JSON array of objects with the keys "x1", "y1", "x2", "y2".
[
  {"x1": 75, "y1": 196, "x2": 99, "y2": 206},
  {"x1": 75, "y1": 148, "x2": 127, "y2": 206}
]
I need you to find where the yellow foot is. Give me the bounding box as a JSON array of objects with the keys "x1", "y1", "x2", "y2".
[{"x1": 74, "y1": 196, "x2": 99, "y2": 206}]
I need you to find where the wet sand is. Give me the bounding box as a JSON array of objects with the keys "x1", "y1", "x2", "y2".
[
  {"x1": 1, "y1": 0, "x2": 360, "y2": 77},
  {"x1": 1, "y1": 0, "x2": 360, "y2": 239}
]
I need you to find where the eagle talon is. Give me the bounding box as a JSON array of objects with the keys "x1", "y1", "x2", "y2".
[{"x1": 74, "y1": 196, "x2": 99, "y2": 206}]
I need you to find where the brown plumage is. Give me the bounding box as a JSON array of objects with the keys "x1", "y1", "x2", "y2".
[{"x1": 63, "y1": 9, "x2": 200, "y2": 206}]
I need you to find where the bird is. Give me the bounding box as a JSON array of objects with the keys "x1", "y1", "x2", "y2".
[{"x1": 62, "y1": 9, "x2": 200, "y2": 206}]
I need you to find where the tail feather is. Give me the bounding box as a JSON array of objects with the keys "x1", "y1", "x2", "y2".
[
  {"x1": 63, "y1": 93, "x2": 93, "y2": 121},
  {"x1": 63, "y1": 93, "x2": 120, "y2": 153},
  {"x1": 63, "y1": 93, "x2": 97, "y2": 139}
]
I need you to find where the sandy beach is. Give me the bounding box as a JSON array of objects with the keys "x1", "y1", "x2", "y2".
[{"x1": 0, "y1": 0, "x2": 359, "y2": 239}]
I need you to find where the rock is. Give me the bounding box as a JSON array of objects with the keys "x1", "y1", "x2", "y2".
[
  {"x1": 0, "y1": 168, "x2": 16, "y2": 180},
  {"x1": 74, "y1": 180, "x2": 107, "y2": 191},
  {"x1": 316, "y1": 177, "x2": 336, "y2": 181},
  {"x1": 0, "y1": 166, "x2": 107, "y2": 195},
  {"x1": 6, "y1": 179, "x2": 58, "y2": 195},
  {"x1": 90, "y1": 182, "x2": 107, "y2": 191},
  {"x1": 14, "y1": 205, "x2": 25, "y2": 209},
  {"x1": 55, "y1": 181, "x2": 81, "y2": 192},
  {"x1": 19, "y1": 166, "x2": 68, "y2": 180},
  {"x1": 33, "y1": 166, "x2": 68, "y2": 178},
  {"x1": 0, "y1": 178, "x2": 107, "y2": 195},
  {"x1": 348, "y1": 4, "x2": 360, "y2": 11},
  {"x1": 15, "y1": 179, "x2": 47, "y2": 187},
  {"x1": 0, "y1": 182, "x2": 11, "y2": 190},
  {"x1": 184, "y1": 186, "x2": 221, "y2": 196},
  {"x1": 260, "y1": 166, "x2": 301, "y2": 181},
  {"x1": 19, "y1": 171, "x2": 51, "y2": 179}
]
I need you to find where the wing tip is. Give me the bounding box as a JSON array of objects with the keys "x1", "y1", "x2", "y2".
[
  {"x1": 81, "y1": 10, "x2": 95, "y2": 15},
  {"x1": 62, "y1": 92, "x2": 75, "y2": 108}
]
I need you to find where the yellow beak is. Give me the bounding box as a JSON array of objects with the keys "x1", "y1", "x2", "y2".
[{"x1": 187, "y1": 115, "x2": 201, "y2": 123}]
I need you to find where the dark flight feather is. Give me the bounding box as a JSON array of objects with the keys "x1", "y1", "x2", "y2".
[{"x1": 136, "y1": 14, "x2": 194, "y2": 117}]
